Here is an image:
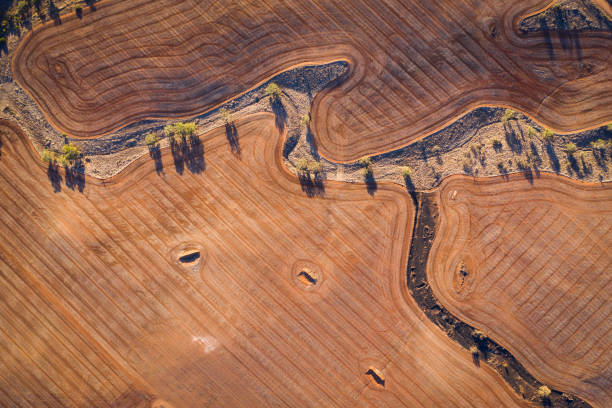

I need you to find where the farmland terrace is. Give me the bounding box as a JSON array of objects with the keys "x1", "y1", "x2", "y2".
[
  {"x1": 11, "y1": 0, "x2": 612, "y2": 161},
  {"x1": 0, "y1": 116, "x2": 526, "y2": 407}
]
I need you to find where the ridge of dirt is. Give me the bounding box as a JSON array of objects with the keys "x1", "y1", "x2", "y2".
[{"x1": 406, "y1": 191, "x2": 591, "y2": 408}]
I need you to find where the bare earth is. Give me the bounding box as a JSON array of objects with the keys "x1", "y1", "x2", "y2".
[
  {"x1": 429, "y1": 174, "x2": 612, "y2": 407},
  {"x1": 0, "y1": 117, "x2": 525, "y2": 407},
  {"x1": 11, "y1": 0, "x2": 612, "y2": 161}
]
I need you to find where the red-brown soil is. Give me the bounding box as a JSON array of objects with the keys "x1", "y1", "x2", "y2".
[
  {"x1": 11, "y1": 0, "x2": 612, "y2": 161},
  {"x1": 429, "y1": 174, "x2": 612, "y2": 407},
  {"x1": 0, "y1": 117, "x2": 525, "y2": 407}
]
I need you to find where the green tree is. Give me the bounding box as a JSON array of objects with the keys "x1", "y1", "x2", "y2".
[
  {"x1": 145, "y1": 133, "x2": 159, "y2": 147},
  {"x1": 265, "y1": 83, "x2": 282, "y2": 99},
  {"x1": 358, "y1": 156, "x2": 372, "y2": 167},
  {"x1": 62, "y1": 143, "x2": 80, "y2": 163},
  {"x1": 296, "y1": 157, "x2": 308, "y2": 172},
  {"x1": 542, "y1": 128, "x2": 555, "y2": 142},
  {"x1": 400, "y1": 166, "x2": 412, "y2": 178},
  {"x1": 564, "y1": 142, "x2": 577, "y2": 156},
  {"x1": 501, "y1": 109, "x2": 516, "y2": 123},
  {"x1": 41, "y1": 149, "x2": 55, "y2": 163}
]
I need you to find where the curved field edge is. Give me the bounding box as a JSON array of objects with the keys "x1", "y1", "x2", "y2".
[
  {"x1": 0, "y1": 116, "x2": 530, "y2": 407},
  {"x1": 9, "y1": 0, "x2": 612, "y2": 162},
  {"x1": 405, "y1": 181, "x2": 594, "y2": 408}
]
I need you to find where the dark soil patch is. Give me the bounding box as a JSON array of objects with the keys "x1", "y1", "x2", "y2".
[{"x1": 406, "y1": 192, "x2": 591, "y2": 408}]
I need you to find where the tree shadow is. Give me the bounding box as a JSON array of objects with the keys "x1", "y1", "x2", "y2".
[
  {"x1": 298, "y1": 171, "x2": 325, "y2": 197},
  {"x1": 540, "y1": 19, "x2": 554, "y2": 59},
  {"x1": 148, "y1": 145, "x2": 163, "y2": 174},
  {"x1": 545, "y1": 143, "x2": 560, "y2": 172},
  {"x1": 306, "y1": 126, "x2": 320, "y2": 160},
  {"x1": 523, "y1": 170, "x2": 534, "y2": 185},
  {"x1": 47, "y1": 162, "x2": 62, "y2": 193},
  {"x1": 225, "y1": 122, "x2": 240, "y2": 156},
  {"x1": 472, "y1": 351, "x2": 480, "y2": 368},
  {"x1": 364, "y1": 173, "x2": 377, "y2": 196},
  {"x1": 170, "y1": 139, "x2": 184, "y2": 174},
  {"x1": 49, "y1": 0, "x2": 61, "y2": 25},
  {"x1": 503, "y1": 122, "x2": 523, "y2": 154},
  {"x1": 270, "y1": 97, "x2": 287, "y2": 132},
  {"x1": 404, "y1": 176, "x2": 418, "y2": 207},
  {"x1": 65, "y1": 162, "x2": 85, "y2": 192},
  {"x1": 184, "y1": 136, "x2": 205, "y2": 174},
  {"x1": 85, "y1": 0, "x2": 97, "y2": 11}
]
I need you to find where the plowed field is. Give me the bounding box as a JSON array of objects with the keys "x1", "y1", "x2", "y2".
[
  {"x1": 12, "y1": 0, "x2": 612, "y2": 161},
  {"x1": 429, "y1": 174, "x2": 612, "y2": 407},
  {"x1": 0, "y1": 117, "x2": 525, "y2": 407}
]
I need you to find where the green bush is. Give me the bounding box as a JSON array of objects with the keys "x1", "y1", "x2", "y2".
[
  {"x1": 265, "y1": 83, "x2": 282, "y2": 99},
  {"x1": 145, "y1": 133, "x2": 159, "y2": 146},
  {"x1": 219, "y1": 108, "x2": 232, "y2": 123},
  {"x1": 41, "y1": 149, "x2": 55, "y2": 163},
  {"x1": 590, "y1": 139, "x2": 606, "y2": 150},
  {"x1": 62, "y1": 143, "x2": 80, "y2": 162},
  {"x1": 400, "y1": 166, "x2": 412, "y2": 178},
  {"x1": 296, "y1": 157, "x2": 308, "y2": 172},
  {"x1": 542, "y1": 128, "x2": 555, "y2": 142},
  {"x1": 564, "y1": 142, "x2": 577, "y2": 156},
  {"x1": 358, "y1": 156, "x2": 372, "y2": 167},
  {"x1": 307, "y1": 161, "x2": 323, "y2": 174},
  {"x1": 301, "y1": 114, "x2": 311, "y2": 126},
  {"x1": 526, "y1": 126, "x2": 538, "y2": 137},
  {"x1": 501, "y1": 109, "x2": 516, "y2": 123},
  {"x1": 536, "y1": 386, "x2": 551, "y2": 398}
]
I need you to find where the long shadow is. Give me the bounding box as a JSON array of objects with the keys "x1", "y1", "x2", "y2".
[
  {"x1": 65, "y1": 161, "x2": 85, "y2": 192},
  {"x1": 225, "y1": 122, "x2": 240, "y2": 156},
  {"x1": 49, "y1": 0, "x2": 61, "y2": 25},
  {"x1": 298, "y1": 171, "x2": 325, "y2": 197},
  {"x1": 184, "y1": 135, "x2": 205, "y2": 174},
  {"x1": 540, "y1": 19, "x2": 554, "y2": 59},
  {"x1": 364, "y1": 173, "x2": 377, "y2": 196},
  {"x1": 170, "y1": 139, "x2": 185, "y2": 174},
  {"x1": 47, "y1": 162, "x2": 62, "y2": 192},
  {"x1": 503, "y1": 122, "x2": 523, "y2": 154},
  {"x1": 270, "y1": 97, "x2": 287, "y2": 132},
  {"x1": 545, "y1": 143, "x2": 560, "y2": 172},
  {"x1": 148, "y1": 145, "x2": 163, "y2": 174}
]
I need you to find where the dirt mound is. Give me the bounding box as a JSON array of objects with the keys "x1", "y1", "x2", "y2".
[
  {"x1": 429, "y1": 174, "x2": 612, "y2": 407},
  {"x1": 11, "y1": 0, "x2": 612, "y2": 161}
]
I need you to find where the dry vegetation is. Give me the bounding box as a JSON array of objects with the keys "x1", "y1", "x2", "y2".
[{"x1": 429, "y1": 175, "x2": 612, "y2": 407}]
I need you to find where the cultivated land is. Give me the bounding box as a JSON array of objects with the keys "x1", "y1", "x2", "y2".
[
  {"x1": 0, "y1": 117, "x2": 526, "y2": 407},
  {"x1": 429, "y1": 175, "x2": 612, "y2": 407},
  {"x1": 11, "y1": 0, "x2": 612, "y2": 161}
]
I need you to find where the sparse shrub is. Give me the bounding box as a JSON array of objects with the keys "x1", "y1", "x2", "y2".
[
  {"x1": 536, "y1": 386, "x2": 551, "y2": 399},
  {"x1": 145, "y1": 133, "x2": 158, "y2": 147},
  {"x1": 590, "y1": 139, "x2": 606, "y2": 151},
  {"x1": 358, "y1": 156, "x2": 372, "y2": 167},
  {"x1": 516, "y1": 157, "x2": 531, "y2": 170},
  {"x1": 400, "y1": 166, "x2": 412, "y2": 178},
  {"x1": 542, "y1": 128, "x2": 555, "y2": 142},
  {"x1": 564, "y1": 142, "x2": 577, "y2": 156},
  {"x1": 307, "y1": 161, "x2": 323, "y2": 174},
  {"x1": 296, "y1": 157, "x2": 308, "y2": 172},
  {"x1": 219, "y1": 108, "x2": 232, "y2": 124},
  {"x1": 41, "y1": 149, "x2": 55, "y2": 163},
  {"x1": 62, "y1": 143, "x2": 80, "y2": 163},
  {"x1": 265, "y1": 82, "x2": 282, "y2": 99},
  {"x1": 526, "y1": 126, "x2": 537, "y2": 137},
  {"x1": 432, "y1": 145, "x2": 441, "y2": 155},
  {"x1": 301, "y1": 114, "x2": 311, "y2": 126},
  {"x1": 501, "y1": 109, "x2": 516, "y2": 123},
  {"x1": 492, "y1": 138, "x2": 502, "y2": 150}
]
